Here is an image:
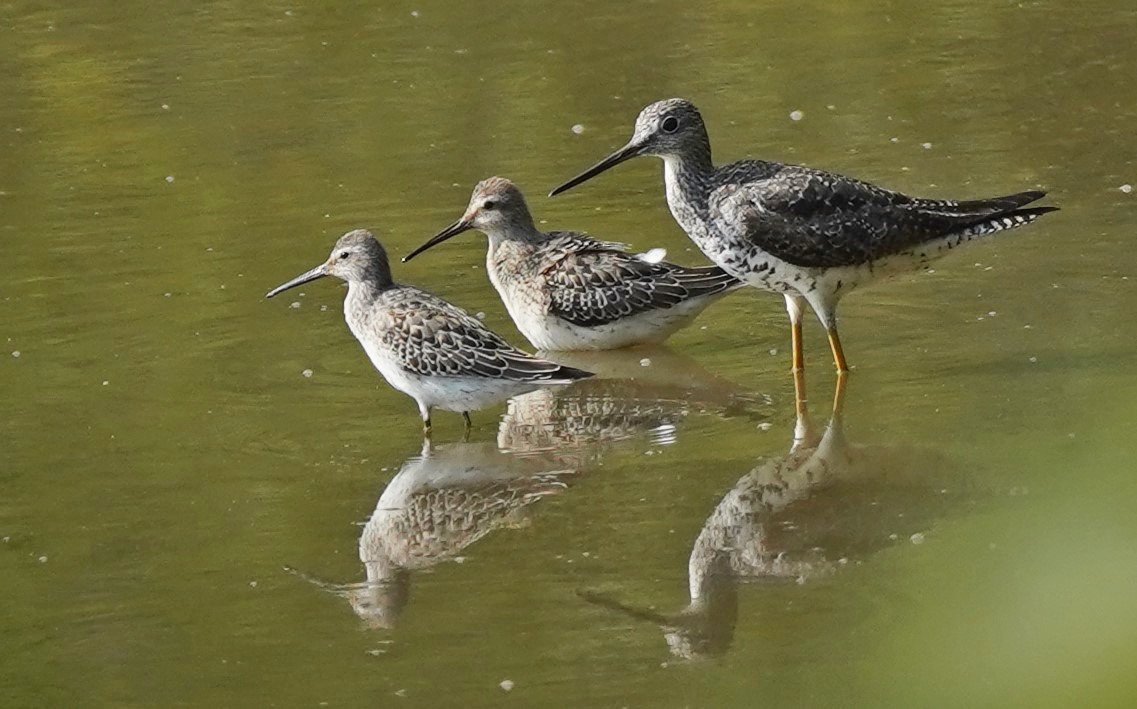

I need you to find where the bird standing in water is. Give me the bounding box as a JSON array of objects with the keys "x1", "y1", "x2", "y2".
[
  {"x1": 404, "y1": 176, "x2": 740, "y2": 351},
  {"x1": 550, "y1": 98, "x2": 1056, "y2": 387},
  {"x1": 266, "y1": 229, "x2": 592, "y2": 436}
]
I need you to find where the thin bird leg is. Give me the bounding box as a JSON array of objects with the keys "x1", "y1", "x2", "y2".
[
  {"x1": 785, "y1": 295, "x2": 808, "y2": 415},
  {"x1": 793, "y1": 367, "x2": 808, "y2": 422},
  {"x1": 785, "y1": 294, "x2": 806, "y2": 374},
  {"x1": 826, "y1": 326, "x2": 850, "y2": 374},
  {"x1": 462, "y1": 412, "x2": 472, "y2": 442},
  {"x1": 831, "y1": 370, "x2": 849, "y2": 418}
]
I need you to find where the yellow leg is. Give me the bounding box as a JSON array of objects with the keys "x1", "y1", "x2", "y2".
[
  {"x1": 793, "y1": 366, "x2": 808, "y2": 421},
  {"x1": 832, "y1": 369, "x2": 849, "y2": 417},
  {"x1": 827, "y1": 326, "x2": 850, "y2": 374},
  {"x1": 791, "y1": 320, "x2": 804, "y2": 373}
]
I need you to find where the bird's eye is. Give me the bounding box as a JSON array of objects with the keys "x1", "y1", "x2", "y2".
[
  {"x1": 483, "y1": 200, "x2": 497, "y2": 210},
  {"x1": 338, "y1": 250, "x2": 350, "y2": 260},
  {"x1": 661, "y1": 116, "x2": 680, "y2": 133}
]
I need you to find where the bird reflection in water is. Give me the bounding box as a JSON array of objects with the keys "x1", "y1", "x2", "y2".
[
  {"x1": 581, "y1": 375, "x2": 967, "y2": 660},
  {"x1": 287, "y1": 439, "x2": 581, "y2": 629},
  {"x1": 498, "y1": 345, "x2": 771, "y2": 453}
]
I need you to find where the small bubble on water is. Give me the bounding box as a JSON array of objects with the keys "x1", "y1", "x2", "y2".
[
  {"x1": 1121, "y1": 184, "x2": 1133, "y2": 194},
  {"x1": 302, "y1": 369, "x2": 313, "y2": 378},
  {"x1": 320, "y1": 305, "x2": 328, "y2": 311},
  {"x1": 571, "y1": 123, "x2": 585, "y2": 134},
  {"x1": 249, "y1": 581, "x2": 257, "y2": 588},
  {"x1": 102, "y1": 380, "x2": 109, "y2": 386},
  {"x1": 475, "y1": 311, "x2": 485, "y2": 320},
  {"x1": 921, "y1": 142, "x2": 933, "y2": 149},
  {"x1": 789, "y1": 110, "x2": 804, "y2": 121},
  {"x1": 290, "y1": 301, "x2": 301, "y2": 309},
  {"x1": 888, "y1": 533, "x2": 899, "y2": 541},
  {"x1": 769, "y1": 348, "x2": 778, "y2": 356},
  {"x1": 910, "y1": 533, "x2": 926, "y2": 545},
  {"x1": 164, "y1": 292, "x2": 172, "y2": 297},
  {"x1": 11, "y1": 350, "x2": 19, "y2": 358},
  {"x1": 639, "y1": 357, "x2": 652, "y2": 367},
  {"x1": 499, "y1": 680, "x2": 514, "y2": 692},
  {"x1": 1029, "y1": 356, "x2": 1037, "y2": 363},
  {"x1": 165, "y1": 175, "x2": 174, "y2": 183},
  {"x1": 410, "y1": 10, "x2": 419, "y2": 17},
  {"x1": 757, "y1": 422, "x2": 773, "y2": 431},
  {"x1": 38, "y1": 555, "x2": 48, "y2": 563},
  {"x1": 889, "y1": 137, "x2": 899, "y2": 143}
]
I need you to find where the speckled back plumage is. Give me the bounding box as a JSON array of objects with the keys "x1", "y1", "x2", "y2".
[
  {"x1": 351, "y1": 283, "x2": 590, "y2": 382},
  {"x1": 705, "y1": 162, "x2": 1056, "y2": 268},
  {"x1": 514, "y1": 230, "x2": 739, "y2": 328}
]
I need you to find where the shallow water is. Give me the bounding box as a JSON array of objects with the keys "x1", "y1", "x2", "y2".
[{"x1": 3, "y1": 1, "x2": 1137, "y2": 706}]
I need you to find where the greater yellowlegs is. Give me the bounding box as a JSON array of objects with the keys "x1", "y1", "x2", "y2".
[
  {"x1": 550, "y1": 98, "x2": 1057, "y2": 374},
  {"x1": 266, "y1": 229, "x2": 592, "y2": 435},
  {"x1": 403, "y1": 177, "x2": 740, "y2": 351}
]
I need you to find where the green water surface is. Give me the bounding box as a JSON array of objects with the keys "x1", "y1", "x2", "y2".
[{"x1": 2, "y1": 1, "x2": 1136, "y2": 706}]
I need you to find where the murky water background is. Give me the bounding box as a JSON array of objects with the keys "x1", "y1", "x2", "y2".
[{"x1": 3, "y1": 1, "x2": 1136, "y2": 706}]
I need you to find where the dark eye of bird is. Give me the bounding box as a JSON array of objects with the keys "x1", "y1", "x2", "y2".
[
  {"x1": 483, "y1": 200, "x2": 497, "y2": 210},
  {"x1": 661, "y1": 116, "x2": 680, "y2": 133},
  {"x1": 339, "y1": 250, "x2": 350, "y2": 260}
]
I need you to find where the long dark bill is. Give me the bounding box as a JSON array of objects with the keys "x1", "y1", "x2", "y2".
[
  {"x1": 265, "y1": 263, "x2": 328, "y2": 298},
  {"x1": 548, "y1": 141, "x2": 643, "y2": 197},
  {"x1": 402, "y1": 219, "x2": 472, "y2": 263}
]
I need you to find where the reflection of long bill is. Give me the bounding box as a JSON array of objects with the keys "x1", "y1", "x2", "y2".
[
  {"x1": 579, "y1": 375, "x2": 966, "y2": 661},
  {"x1": 285, "y1": 439, "x2": 581, "y2": 629}
]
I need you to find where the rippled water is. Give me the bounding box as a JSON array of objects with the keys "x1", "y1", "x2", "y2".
[{"x1": 3, "y1": 1, "x2": 1137, "y2": 706}]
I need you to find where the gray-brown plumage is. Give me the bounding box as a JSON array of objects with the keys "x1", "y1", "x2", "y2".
[
  {"x1": 551, "y1": 98, "x2": 1057, "y2": 374},
  {"x1": 266, "y1": 229, "x2": 592, "y2": 434},
  {"x1": 404, "y1": 177, "x2": 740, "y2": 350}
]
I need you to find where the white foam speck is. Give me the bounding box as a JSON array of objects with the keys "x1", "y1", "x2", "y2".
[
  {"x1": 789, "y1": 110, "x2": 804, "y2": 121},
  {"x1": 757, "y1": 422, "x2": 773, "y2": 431},
  {"x1": 165, "y1": 175, "x2": 174, "y2": 183},
  {"x1": 102, "y1": 380, "x2": 109, "y2": 386},
  {"x1": 475, "y1": 311, "x2": 485, "y2": 320},
  {"x1": 11, "y1": 351, "x2": 19, "y2": 358},
  {"x1": 910, "y1": 533, "x2": 925, "y2": 545},
  {"x1": 290, "y1": 301, "x2": 301, "y2": 309},
  {"x1": 639, "y1": 358, "x2": 651, "y2": 367},
  {"x1": 302, "y1": 369, "x2": 313, "y2": 378},
  {"x1": 499, "y1": 680, "x2": 514, "y2": 692},
  {"x1": 921, "y1": 142, "x2": 932, "y2": 149},
  {"x1": 1120, "y1": 184, "x2": 1133, "y2": 193},
  {"x1": 571, "y1": 123, "x2": 584, "y2": 134}
]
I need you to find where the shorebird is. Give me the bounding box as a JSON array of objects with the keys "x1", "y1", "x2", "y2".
[
  {"x1": 266, "y1": 229, "x2": 592, "y2": 435},
  {"x1": 550, "y1": 98, "x2": 1057, "y2": 375},
  {"x1": 402, "y1": 177, "x2": 740, "y2": 351}
]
